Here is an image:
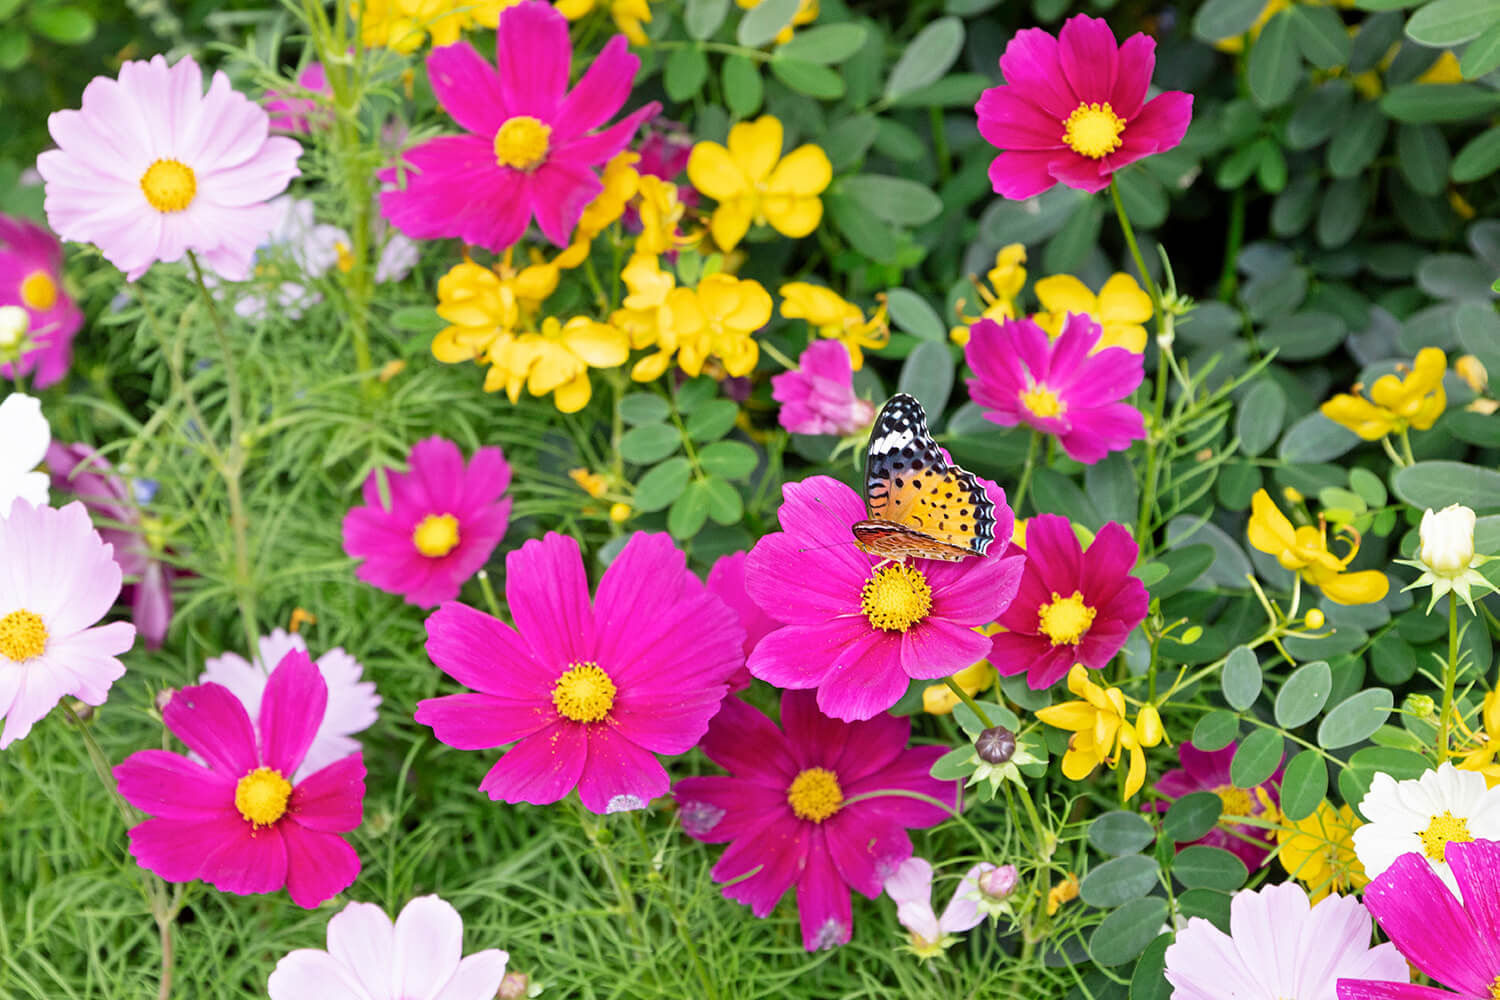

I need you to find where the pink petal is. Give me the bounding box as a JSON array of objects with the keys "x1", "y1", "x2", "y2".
[
  {"x1": 427, "y1": 42, "x2": 509, "y2": 135},
  {"x1": 1360, "y1": 851, "x2": 1493, "y2": 995},
  {"x1": 811, "y1": 625, "x2": 911, "y2": 722},
  {"x1": 127, "y1": 815, "x2": 239, "y2": 883},
  {"x1": 551, "y1": 101, "x2": 660, "y2": 166},
  {"x1": 416, "y1": 692, "x2": 554, "y2": 749},
  {"x1": 526, "y1": 160, "x2": 602, "y2": 247},
  {"x1": 392, "y1": 896, "x2": 463, "y2": 995},
  {"x1": 114, "y1": 750, "x2": 236, "y2": 820},
  {"x1": 477, "y1": 721, "x2": 587, "y2": 804},
  {"x1": 977, "y1": 87, "x2": 1066, "y2": 152},
  {"x1": 267, "y1": 950, "x2": 369, "y2": 1000},
  {"x1": 575, "y1": 725, "x2": 669, "y2": 813},
  {"x1": 987, "y1": 150, "x2": 1062, "y2": 200},
  {"x1": 164, "y1": 681, "x2": 259, "y2": 775},
  {"x1": 825, "y1": 812, "x2": 912, "y2": 899},
  {"x1": 1110, "y1": 33, "x2": 1156, "y2": 119},
  {"x1": 900, "y1": 617, "x2": 995, "y2": 680},
  {"x1": 712, "y1": 812, "x2": 807, "y2": 917},
  {"x1": 695, "y1": 695, "x2": 799, "y2": 785},
  {"x1": 199, "y1": 821, "x2": 290, "y2": 897},
  {"x1": 494, "y1": 1, "x2": 572, "y2": 119},
  {"x1": 287, "y1": 754, "x2": 365, "y2": 832},
  {"x1": 996, "y1": 28, "x2": 1079, "y2": 120},
  {"x1": 796, "y1": 833, "x2": 853, "y2": 950},
  {"x1": 1059, "y1": 403, "x2": 1147, "y2": 463},
  {"x1": 925, "y1": 551, "x2": 1024, "y2": 624},
  {"x1": 674, "y1": 775, "x2": 789, "y2": 843},
  {"x1": 325, "y1": 901, "x2": 396, "y2": 997},
  {"x1": 551, "y1": 35, "x2": 637, "y2": 140},
  {"x1": 258, "y1": 650, "x2": 327, "y2": 775},
  {"x1": 424, "y1": 602, "x2": 555, "y2": 697},
  {"x1": 1057, "y1": 14, "x2": 1120, "y2": 106},
  {"x1": 281, "y1": 824, "x2": 359, "y2": 908},
  {"x1": 432, "y1": 952, "x2": 509, "y2": 1000},
  {"x1": 504, "y1": 533, "x2": 595, "y2": 669},
  {"x1": 380, "y1": 136, "x2": 531, "y2": 253},
  {"x1": 1024, "y1": 514, "x2": 1084, "y2": 597},
  {"x1": 748, "y1": 616, "x2": 860, "y2": 691},
  {"x1": 1448, "y1": 840, "x2": 1500, "y2": 945}
]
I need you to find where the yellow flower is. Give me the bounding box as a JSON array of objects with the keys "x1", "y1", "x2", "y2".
[
  {"x1": 433, "y1": 254, "x2": 559, "y2": 363},
  {"x1": 734, "y1": 0, "x2": 817, "y2": 44},
  {"x1": 661, "y1": 273, "x2": 771, "y2": 378},
  {"x1": 1214, "y1": 0, "x2": 1289, "y2": 54},
  {"x1": 575, "y1": 152, "x2": 640, "y2": 244},
  {"x1": 1046, "y1": 873, "x2": 1079, "y2": 916},
  {"x1": 636, "y1": 175, "x2": 686, "y2": 256},
  {"x1": 352, "y1": 0, "x2": 513, "y2": 50},
  {"x1": 1034, "y1": 273, "x2": 1153, "y2": 353},
  {"x1": 614, "y1": 254, "x2": 678, "y2": 380},
  {"x1": 922, "y1": 625, "x2": 1001, "y2": 715},
  {"x1": 1035, "y1": 665, "x2": 1156, "y2": 801},
  {"x1": 484, "y1": 315, "x2": 629, "y2": 413},
  {"x1": 569, "y1": 468, "x2": 608, "y2": 498},
  {"x1": 1277, "y1": 801, "x2": 1368, "y2": 901},
  {"x1": 1457, "y1": 689, "x2": 1500, "y2": 786},
  {"x1": 687, "y1": 116, "x2": 832, "y2": 252},
  {"x1": 778, "y1": 283, "x2": 888, "y2": 369},
  {"x1": 950, "y1": 244, "x2": 1028, "y2": 346},
  {"x1": 1319, "y1": 347, "x2": 1447, "y2": 441},
  {"x1": 1417, "y1": 50, "x2": 1464, "y2": 85},
  {"x1": 1246, "y1": 489, "x2": 1389, "y2": 605},
  {"x1": 555, "y1": 0, "x2": 652, "y2": 45}
]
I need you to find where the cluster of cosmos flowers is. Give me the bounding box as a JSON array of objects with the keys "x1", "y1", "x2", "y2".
[{"x1": 4, "y1": 0, "x2": 1500, "y2": 992}]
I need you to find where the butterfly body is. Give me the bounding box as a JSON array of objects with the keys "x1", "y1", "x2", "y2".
[{"x1": 852, "y1": 393, "x2": 997, "y2": 563}]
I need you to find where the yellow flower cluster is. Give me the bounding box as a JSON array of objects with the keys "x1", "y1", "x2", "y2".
[
  {"x1": 1277, "y1": 800, "x2": 1368, "y2": 901},
  {"x1": 1246, "y1": 489, "x2": 1389, "y2": 605},
  {"x1": 555, "y1": 0, "x2": 651, "y2": 45},
  {"x1": 1035, "y1": 665, "x2": 1163, "y2": 801},
  {"x1": 352, "y1": 0, "x2": 514, "y2": 51},
  {"x1": 687, "y1": 116, "x2": 832, "y2": 253},
  {"x1": 1320, "y1": 348, "x2": 1447, "y2": 441},
  {"x1": 616, "y1": 257, "x2": 771, "y2": 382},
  {"x1": 778, "y1": 283, "x2": 887, "y2": 369}
]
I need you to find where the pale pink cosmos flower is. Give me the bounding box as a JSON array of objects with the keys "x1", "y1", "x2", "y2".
[{"x1": 771, "y1": 340, "x2": 876, "y2": 436}]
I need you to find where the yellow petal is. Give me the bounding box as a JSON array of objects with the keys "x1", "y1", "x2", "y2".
[
  {"x1": 709, "y1": 200, "x2": 755, "y2": 253},
  {"x1": 687, "y1": 143, "x2": 747, "y2": 202},
  {"x1": 1320, "y1": 394, "x2": 1395, "y2": 441},
  {"x1": 555, "y1": 0, "x2": 594, "y2": 17},
  {"x1": 766, "y1": 144, "x2": 833, "y2": 197},
  {"x1": 1097, "y1": 273, "x2": 1153, "y2": 325},
  {"x1": 762, "y1": 195, "x2": 824, "y2": 239},
  {"x1": 1036, "y1": 700, "x2": 1095, "y2": 732},
  {"x1": 1097, "y1": 323, "x2": 1148, "y2": 354},
  {"x1": 727, "y1": 116, "x2": 785, "y2": 184},
  {"x1": 561, "y1": 318, "x2": 630, "y2": 368},
  {"x1": 1122, "y1": 745, "x2": 1146, "y2": 801},
  {"x1": 1313, "y1": 568, "x2": 1390, "y2": 606},
  {"x1": 1247, "y1": 489, "x2": 1297, "y2": 557},
  {"x1": 552, "y1": 371, "x2": 593, "y2": 413},
  {"x1": 1034, "y1": 274, "x2": 1098, "y2": 318},
  {"x1": 1061, "y1": 744, "x2": 1100, "y2": 781}
]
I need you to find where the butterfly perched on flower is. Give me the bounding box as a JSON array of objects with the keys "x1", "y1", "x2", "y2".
[{"x1": 851, "y1": 393, "x2": 998, "y2": 562}]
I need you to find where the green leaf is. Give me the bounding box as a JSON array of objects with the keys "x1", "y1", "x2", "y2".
[
  {"x1": 1381, "y1": 84, "x2": 1500, "y2": 123},
  {"x1": 1279, "y1": 750, "x2": 1328, "y2": 821},
  {"x1": 1292, "y1": 5, "x2": 1351, "y2": 67},
  {"x1": 1131, "y1": 936, "x2": 1174, "y2": 1000},
  {"x1": 668, "y1": 480, "x2": 712, "y2": 539},
  {"x1": 1043, "y1": 196, "x2": 1104, "y2": 274},
  {"x1": 1088, "y1": 811, "x2": 1156, "y2": 856},
  {"x1": 887, "y1": 73, "x2": 989, "y2": 108},
  {"x1": 1405, "y1": 0, "x2": 1500, "y2": 46},
  {"x1": 1236, "y1": 381, "x2": 1287, "y2": 457},
  {"x1": 1081, "y1": 855, "x2": 1161, "y2": 908},
  {"x1": 1271, "y1": 175, "x2": 1320, "y2": 237},
  {"x1": 722, "y1": 55, "x2": 764, "y2": 118},
  {"x1": 1223, "y1": 645, "x2": 1263, "y2": 711},
  {"x1": 0, "y1": 28, "x2": 27, "y2": 71},
  {"x1": 1230, "y1": 729, "x2": 1283, "y2": 788},
  {"x1": 823, "y1": 114, "x2": 879, "y2": 171},
  {"x1": 664, "y1": 45, "x2": 710, "y2": 101},
  {"x1": 1450, "y1": 410, "x2": 1500, "y2": 446},
  {"x1": 1113, "y1": 167, "x2": 1169, "y2": 229},
  {"x1": 1260, "y1": 310, "x2": 1346, "y2": 360},
  {"x1": 701, "y1": 476, "x2": 745, "y2": 525},
  {"x1": 27, "y1": 4, "x2": 94, "y2": 43},
  {"x1": 1460, "y1": 20, "x2": 1500, "y2": 78},
  {"x1": 1393, "y1": 461, "x2": 1500, "y2": 513},
  {"x1": 769, "y1": 58, "x2": 845, "y2": 99},
  {"x1": 1457, "y1": 300, "x2": 1500, "y2": 374},
  {"x1": 1275, "y1": 660, "x2": 1333, "y2": 728},
  {"x1": 1278, "y1": 412, "x2": 1361, "y2": 464},
  {"x1": 675, "y1": 376, "x2": 719, "y2": 412},
  {"x1": 1397, "y1": 124, "x2": 1452, "y2": 195},
  {"x1": 1163, "y1": 791, "x2": 1223, "y2": 842},
  {"x1": 633, "y1": 457, "x2": 692, "y2": 512},
  {"x1": 1150, "y1": 544, "x2": 1215, "y2": 599},
  {"x1": 686, "y1": 399, "x2": 740, "y2": 441},
  {"x1": 885, "y1": 17, "x2": 965, "y2": 100},
  {"x1": 841, "y1": 175, "x2": 943, "y2": 227},
  {"x1": 1318, "y1": 688, "x2": 1394, "y2": 749},
  {"x1": 1288, "y1": 81, "x2": 1353, "y2": 149},
  {"x1": 1328, "y1": 102, "x2": 1388, "y2": 177},
  {"x1": 885, "y1": 288, "x2": 947, "y2": 342},
  {"x1": 1248, "y1": 11, "x2": 1302, "y2": 109},
  {"x1": 390, "y1": 306, "x2": 445, "y2": 333},
  {"x1": 697, "y1": 440, "x2": 759, "y2": 480},
  {"x1": 1193, "y1": 710, "x2": 1240, "y2": 752},
  {"x1": 1349, "y1": 746, "x2": 1430, "y2": 781},
  {"x1": 825, "y1": 192, "x2": 903, "y2": 266},
  {"x1": 776, "y1": 23, "x2": 868, "y2": 63},
  {"x1": 737, "y1": 0, "x2": 800, "y2": 47},
  {"x1": 684, "y1": 0, "x2": 729, "y2": 40},
  {"x1": 896, "y1": 341, "x2": 954, "y2": 417},
  {"x1": 1316, "y1": 177, "x2": 1368, "y2": 248},
  {"x1": 1452, "y1": 125, "x2": 1500, "y2": 182},
  {"x1": 1090, "y1": 898, "x2": 1169, "y2": 966},
  {"x1": 620, "y1": 423, "x2": 682, "y2": 464},
  {"x1": 1194, "y1": 0, "x2": 1275, "y2": 41},
  {"x1": 620, "y1": 393, "x2": 671, "y2": 425},
  {"x1": 1173, "y1": 846, "x2": 1249, "y2": 891}
]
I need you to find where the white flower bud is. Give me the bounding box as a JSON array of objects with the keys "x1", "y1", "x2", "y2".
[
  {"x1": 0, "y1": 305, "x2": 28, "y2": 349},
  {"x1": 1420, "y1": 504, "x2": 1477, "y2": 577}
]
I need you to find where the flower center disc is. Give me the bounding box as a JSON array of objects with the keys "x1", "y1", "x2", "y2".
[
  {"x1": 494, "y1": 116, "x2": 552, "y2": 171},
  {"x1": 20, "y1": 271, "x2": 57, "y2": 311},
  {"x1": 1021, "y1": 384, "x2": 1064, "y2": 419},
  {"x1": 0, "y1": 609, "x2": 47, "y2": 662},
  {"x1": 412, "y1": 513, "x2": 461, "y2": 557},
  {"x1": 1037, "y1": 591, "x2": 1096, "y2": 646},
  {"x1": 1214, "y1": 784, "x2": 1254, "y2": 819},
  {"x1": 787, "y1": 767, "x2": 843, "y2": 823},
  {"x1": 861, "y1": 564, "x2": 933, "y2": 633},
  {"x1": 1420, "y1": 809, "x2": 1473, "y2": 861},
  {"x1": 1062, "y1": 102, "x2": 1127, "y2": 159},
  {"x1": 140, "y1": 159, "x2": 197, "y2": 213},
  {"x1": 552, "y1": 661, "x2": 617, "y2": 723},
  {"x1": 234, "y1": 766, "x2": 292, "y2": 827}
]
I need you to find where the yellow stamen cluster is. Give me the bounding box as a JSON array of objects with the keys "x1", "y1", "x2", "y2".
[
  {"x1": 140, "y1": 159, "x2": 197, "y2": 213},
  {"x1": 786, "y1": 767, "x2": 843, "y2": 822},
  {"x1": 20, "y1": 271, "x2": 57, "y2": 311},
  {"x1": 861, "y1": 564, "x2": 934, "y2": 633},
  {"x1": 1062, "y1": 102, "x2": 1126, "y2": 159},
  {"x1": 1419, "y1": 810, "x2": 1472, "y2": 861},
  {"x1": 552, "y1": 661, "x2": 617, "y2": 723},
  {"x1": 412, "y1": 513, "x2": 461, "y2": 558},
  {"x1": 0, "y1": 609, "x2": 47, "y2": 662},
  {"x1": 1020, "y1": 384, "x2": 1064, "y2": 419},
  {"x1": 235, "y1": 766, "x2": 292, "y2": 827},
  {"x1": 493, "y1": 116, "x2": 551, "y2": 171},
  {"x1": 1036, "y1": 591, "x2": 1096, "y2": 646}
]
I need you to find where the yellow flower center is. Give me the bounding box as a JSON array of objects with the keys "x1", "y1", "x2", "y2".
[
  {"x1": 1020, "y1": 384, "x2": 1064, "y2": 418},
  {"x1": 1037, "y1": 591, "x2": 1096, "y2": 646},
  {"x1": 494, "y1": 116, "x2": 551, "y2": 171},
  {"x1": 860, "y1": 564, "x2": 933, "y2": 633},
  {"x1": 1490, "y1": 975, "x2": 1500, "y2": 1000},
  {"x1": 787, "y1": 767, "x2": 843, "y2": 823},
  {"x1": 552, "y1": 661, "x2": 617, "y2": 723},
  {"x1": 1062, "y1": 102, "x2": 1127, "y2": 159},
  {"x1": 335, "y1": 241, "x2": 355, "y2": 274},
  {"x1": 412, "y1": 513, "x2": 460, "y2": 558},
  {"x1": 1214, "y1": 784, "x2": 1254, "y2": 819},
  {"x1": 139, "y1": 158, "x2": 197, "y2": 213},
  {"x1": 0, "y1": 609, "x2": 47, "y2": 662},
  {"x1": 20, "y1": 271, "x2": 57, "y2": 311},
  {"x1": 1419, "y1": 810, "x2": 1472, "y2": 861},
  {"x1": 234, "y1": 766, "x2": 292, "y2": 827}
]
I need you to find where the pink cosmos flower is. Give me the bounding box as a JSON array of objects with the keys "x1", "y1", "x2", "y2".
[
  {"x1": 745, "y1": 476, "x2": 1023, "y2": 722},
  {"x1": 415, "y1": 532, "x2": 743, "y2": 814},
  {"x1": 965, "y1": 312, "x2": 1146, "y2": 464},
  {"x1": 114, "y1": 650, "x2": 364, "y2": 908},
  {"x1": 379, "y1": 1, "x2": 661, "y2": 251},
  {"x1": 268, "y1": 895, "x2": 508, "y2": 1000},
  {"x1": 202, "y1": 628, "x2": 381, "y2": 780},
  {"x1": 37, "y1": 55, "x2": 302, "y2": 281},
  {"x1": 976, "y1": 14, "x2": 1193, "y2": 199},
  {"x1": 675, "y1": 691, "x2": 955, "y2": 951},
  {"x1": 0, "y1": 215, "x2": 82, "y2": 388},
  {"x1": 0, "y1": 500, "x2": 135, "y2": 748},
  {"x1": 265, "y1": 63, "x2": 332, "y2": 134},
  {"x1": 1166, "y1": 883, "x2": 1406, "y2": 1000},
  {"x1": 342, "y1": 436, "x2": 512, "y2": 607},
  {"x1": 1149, "y1": 741, "x2": 1283, "y2": 869},
  {"x1": 770, "y1": 340, "x2": 876, "y2": 436},
  {"x1": 705, "y1": 549, "x2": 776, "y2": 692},
  {"x1": 884, "y1": 857, "x2": 989, "y2": 958},
  {"x1": 989, "y1": 514, "x2": 1147, "y2": 690},
  {"x1": 1337, "y1": 838, "x2": 1500, "y2": 1000}
]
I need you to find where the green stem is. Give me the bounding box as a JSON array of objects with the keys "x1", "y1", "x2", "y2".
[
  {"x1": 1440, "y1": 591, "x2": 1459, "y2": 760},
  {"x1": 1398, "y1": 427, "x2": 1417, "y2": 467},
  {"x1": 1109, "y1": 178, "x2": 1162, "y2": 313},
  {"x1": 476, "y1": 570, "x2": 503, "y2": 619},
  {"x1": 1012, "y1": 430, "x2": 1041, "y2": 515},
  {"x1": 942, "y1": 676, "x2": 992, "y2": 728},
  {"x1": 1379, "y1": 435, "x2": 1407, "y2": 468},
  {"x1": 1217, "y1": 187, "x2": 1246, "y2": 302}
]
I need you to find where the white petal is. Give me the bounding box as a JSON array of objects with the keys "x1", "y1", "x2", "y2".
[
  {"x1": 0, "y1": 394, "x2": 50, "y2": 476},
  {"x1": 393, "y1": 896, "x2": 464, "y2": 1000}
]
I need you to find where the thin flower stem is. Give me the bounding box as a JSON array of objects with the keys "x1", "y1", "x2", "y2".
[
  {"x1": 1441, "y1": 591, "x2": 1459, "y2": 760},
  {"x1": 475, "y1": 570, "x2": 503, "y2": 619},
  {"x1": 1398, "y1": 427, "x2": 1417, "y2": 466},
  {"x1": 1109, "y1": 178, "x2": 1162, "y2": 316},
  {"x1": 1379, "y1": 434, "x2": 1407, "y2": 468},
  {"x1": 942, "y1": 676, "x2": 993, "y2": 728},
  {"x1": 1012, "y1": 430, "x2": 1041, "y2": 515},
  {"x1": 759, "y1": 338, "x2": 800, "y2": 372}
]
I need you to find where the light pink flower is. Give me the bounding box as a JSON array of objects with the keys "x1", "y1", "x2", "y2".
[
  {"x1": 0, "y1": 215, "x2": 82, "y2": 388},
  {"x1": 884, "y1": 857, "x2": 989, "y2": 957},
  {"x1": 265, "y1": 63, "x2": 332, "y2": 134},
  {"x1": 771, "y1": 340, "x2": 876, "y2": 436}
]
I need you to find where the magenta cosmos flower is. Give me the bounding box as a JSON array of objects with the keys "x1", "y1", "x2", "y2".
[
  {"x1": 0, "y1": 500, "x2": 135, "y2": 748},
  {"x1": 1338, "y1": 838, "x2": 1500, "y2": 1000},
  {"x1": 1150, "y1": 741, "x2": 1283, "y2": 868},
  {"x1": 268, "y1": 895, "x2": 508, "y2": 1000},
  {"x1": 37, "y1": 55, "x2": 302, "y2": 281},
  {"x1": 1166, "y1": 883, "x2": 1406, "y2": 1000},
  {"x1": 265, "y1": 63, "x2": 331, "y2": 134},
  {"x1": 0, "y1": 215, "x2": 82, "y2": 388},
  {"x1": 342, "y1": 436, "x2": 511, "y2": 607},
  {"x1": 380, "y1": 1, "x2": 660, "y2": 252},
  {"x1": 114, "y1": 650, "x2": 364, "y2": 908},
  {"x1": 745, "y1": 476, "x2": 1022, "y2": 722},
  {"x1": 965, "y1": 312, "x2": 1145, "y2": 464},
  {"x1": 976, "y1": 14, "x2": 1193, "y2": 199},
  {"x1": 48, "y1": 441, "x2": 175, "y2": 648},
  {"x1": 990, "y1": 513, "x2": 1147, "y2": 689},
  {"x1": 675, "y1": 691, "x2": 955, "y2": 951},
  {"x1": 771, "y1": 339, "x2": 876, "y2": 436},
  {"x1": 706, "y1": 549, "x2": 776, "y2": 691},
  {"x1": 415, "y1": 532, "x2": 743, "y2": 814}
]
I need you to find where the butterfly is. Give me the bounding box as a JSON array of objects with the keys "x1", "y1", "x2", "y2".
[{"x1": 851, "y1": 393, "x2": 998, "y2": 562}]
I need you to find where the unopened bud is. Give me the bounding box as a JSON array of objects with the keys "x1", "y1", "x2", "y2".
[
  {"x1": 1282, "y1": 486, "x2": 1304, "y2": 505},
  {"x1": 1304, "y1": 609, "x2": 1325, "y2": 630},
  {"x1": 975, "y1": 726, "x2": 1016, "y2": 764},
  {"x1": 155, "y1": 688, "x2": 177, "y2": 714},
  {"x1": 0, "y1": 305, "x2": 28, "y2": 349},
  {"x1": 609, "y1": 502, "x2": 631, "y2": 523},
  {"x1": 978, "y1": 863, "x2": 1018, "y2": 900},
  {"x1": 1405, "y1": 693, "x2": 1437, "y2": 721},
  {"x1": 497, "y1": 972, "x2": 531, "y2": 999},
  {"x1": 1136, "y1": 704, "x2": 1164, "y2": 747},
  {"x1": 64, "y1": 698, "x2": 94, "y2": 723},
  {"x1": 1179, "y1": 625, "x2": 1203, "y2": 644},
  {"x1": 1456, "y1": 354, "x2": 1489, "y2": 394}
]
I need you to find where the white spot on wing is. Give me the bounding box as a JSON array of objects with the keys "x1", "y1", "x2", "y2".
[{"x1": 869, "y1": 429, "x2": 913, "y2": 454}]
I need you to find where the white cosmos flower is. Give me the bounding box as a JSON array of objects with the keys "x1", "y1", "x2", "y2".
[
  {"x1": 0, "y1": 393, "x2": 50, "y2": 516},
  {"x1": 1351, "y1": 762, "x2": 1500, "y2": 896}
]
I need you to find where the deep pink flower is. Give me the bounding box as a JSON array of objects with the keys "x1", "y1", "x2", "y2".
[
  {"x1": 0, "y1": 215, "x2": 82, "y2": 388},
  {"x1": 1149, "y1": 741, "x2": 1283, "y2": 868},
  {"x1": 47, "y1": 441, "x2": 175, "y2": 649},
  {"x1": 675, "y1": 691, "x2": 956, "y2": 951},
  {"x1": 770, "y1": 340, "x2": 876, "y2": 436},
  {"x1": 965, "y1": 312, "x2": 1145, "y2": 464},
  {"x1": 1338, "y1": 839, "x2": 1500, "y2": 999},
  {"x1": 976, "y1": 14, "x2": 1193, "y2": 199},
  {"x1": 989, "y1": 514, "x2": 1146, "y2": 690},
  {"x1": 415, "y1": 532, "x2": 743, "y2": 814},
  {"x1": 745, "y1": 476, "x2": 1022, "y2": 722},
  {"x1": 380, "y1": 1, "x2": 660, "y2": 251},
  {"x1": 706, "y1": 550, "x2": 777, "y2": 691},
  {"x1": 342, "y1": 436, "x2": 511, "y2": 607},
  {"x1": 265, "y1": 63, "x2": 331, "y2": 134},
  {"x1": 114, "y1": 650, "x2": 365, "y2": 908}
]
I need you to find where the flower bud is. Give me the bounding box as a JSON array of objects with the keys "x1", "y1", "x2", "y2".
[
  {"x1": 975, "y1": 726, "x2": 1016, "y2": 764},
  {"x1": 1419, "y1": 504, "x2": 1477, "y2": 577},
  {"x1": 1456, "y1": 354, "x2": 1489, "y2": 394},
  {"x1": 0, "y1": 304, "x2": 28, "y2": 349},
  {"x1": 1135, "y1": 704, "x2": 1164, "y2": 748},
  {"x1": 609, "y1": 502, "x2": 631, "y2": 523},
  {"x1": 978, "y1": 863, "x2": 1018, "y2": 901},
  {"x1": 497, "y1": 972, "x2": 531, "y2": 999},
  {"x1": 64, "y1": 698, "x2": 94, "y2": 723},
  {"x1": 154, "y1": 687, "x2": 177, "y2": 714},
  {"x1": 1405, "y1": 693, "x2": 1437, "y2": 721}
]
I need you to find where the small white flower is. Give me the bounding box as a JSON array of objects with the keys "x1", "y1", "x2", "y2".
[
  {"x1": 1421, "y1": 505, "x2": 1477, "y2": 575},
  {"x1": 375, "y1": 232, "x2": 419, "y2": 284},
  {"x1": 883, "y1": 857, "x2": 988, "y2": 959},
  {"x1": 0, "y1": 393, "x2": 50, "y2": 516},
  {"x1": 1352, "y1": 762, "x2": 1500, "y2": 895}
]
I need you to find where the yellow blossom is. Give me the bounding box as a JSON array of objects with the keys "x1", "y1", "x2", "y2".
[
  {"x1": 687, "y1": 116, "x2": 832, "y2": 252},
  {"x1": 1457, "y1": 689, "x2": 1500, "y2": 786},
  {"x1": 1456, "y1": 355, "x2": 1489, "y2": 395},
  {"x1": 569, "y1": 468, "x2": 608, "y2": 498},
  {"x1": 1417, "y1": 50, "x2": 1464, "y2": 85},
  {"x1": 1034, "y1": 272, "x2": 1152, "y2": 353},
  {"x1": 1035, "y1": 665, "x2": 1156, "y2": 801},
  {"x1": 433, "y1": 254, "x2": 559, "y2": 363},
  {"x1": 1046, "y1": 873, "x2": 1079, "y2": 916},
  {"x1": 575, "y1": 152, "x2": 640, "y2": 243},
  {"x1": 660, "y1": 273, "x2": 771, "y2": 378},
  {"x1": 484, "y1": 315, "x2": 629, "y2": 413},
  {"x1": 609, "y1": 501, "x2": 632, "y2": 523},
  {"x1": 614, "y1": 254, "x2": 678, "y2": 379},
  {"x1": 636, "y1": 175, "x2": 686, "y2": 256},
  {"x1": 923, "y1": 624, "x2": 1001, "y2": 715},
  {"x1": 1319, "y1": 348, "x2": 1447, "y2": 441},
  {"x1": 352, "y1": 0, "x2": 515, "y2": 50},
  {"x1": 778, "y1": 283, "x2": 888, "y2": 369},
  {"x1": 555, "y1": 0, "x2": 652, "y2": 45},
  {"x1": 734, "y1": 0, "x2": 817, "y2": 44},
  {"x1": 1215, "y1": 0, "x2": 1288, "y2": 54},
  {"x1": 950, "y1": 244, "x2": 1027, "y2": 346},
  {"x1": 1246, "y1": 489, "x2": 1389, "y2": 605},
  {"x1": 1277, "y1": 800, "x2": 1368, "y2": 901}
]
